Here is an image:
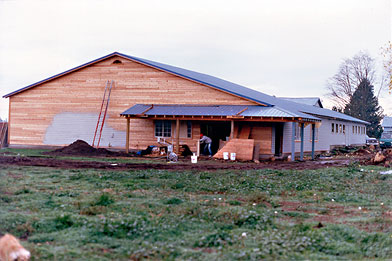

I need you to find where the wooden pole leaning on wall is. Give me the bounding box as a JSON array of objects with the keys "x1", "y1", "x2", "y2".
[
  {"x1": 126, "y1": 117, "x2": 130, "y2": 153},
  {"x1": 176, "y1": 119, "x2": 180, "y2": 154}
]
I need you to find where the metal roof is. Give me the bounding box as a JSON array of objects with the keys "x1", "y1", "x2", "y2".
[
  {"x1": 382, "y1": 117, "x2": 392, "y2": 127},
  {"x1": 121, "y1": 104, "x2": 320, "y2": 120},
  {"x1": 3, "y1": 52, "x2": 368, "y2": 124},
  {"x1": 279, "y1": 97, "x2": 323, "y2": 108}
]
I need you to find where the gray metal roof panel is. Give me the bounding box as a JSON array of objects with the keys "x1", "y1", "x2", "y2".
[
  {"x1": 146, "y1": 105, "x2": 246, "y2": 116},
  {"x1": 121, "y1": 104, "x2": 320, "y2": 120},
  {"x1": 382, "y1": 117, "x2": 392, "y2": 127},
  {"x1": 280, "y1": 97, "x2": 322, "y2": 107},
  {"x1": 118, "y1": 53, "x2": 367, "y2": 124},
  {"x1": 120, "y1": 104, "x2": 151, "y2": 115}
]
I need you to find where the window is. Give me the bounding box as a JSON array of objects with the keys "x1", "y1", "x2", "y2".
[
  {"x1": 331, "y1": 123, "x2": 335, "y2": 133},
  {"x1": 179, "y1": 121, "x2": 192, "y2": 138},
  {"x1": 343, "y1": 125, "x2": 345, "y2": 134},
  {"x1": 353, "y1": 126, "x2": 355, "y2": 134},
  {"x1": 155, "y1": 120, "x2": 172, "y2": 137},
  {"x1": 187, "y1": 121, "x2": 192, "y2": 138},
  {"x1": 294, "y1": 123, "x2": 301, "y2": 140},
  {"x1": 339, "y1": 124, "x2": 342, "y2": 133},
  {"x1": 113, "y1": 60, "x2": 122, "y2": 64}
]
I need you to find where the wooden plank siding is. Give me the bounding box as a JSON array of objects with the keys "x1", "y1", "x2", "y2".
[{"x1": 8, "y1": 56, "x2": 257, "y2": 151}]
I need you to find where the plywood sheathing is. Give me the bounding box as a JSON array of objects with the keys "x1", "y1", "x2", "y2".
[
  {"x1": 249, "y1": 126, "x2": 272, "y2": 154},
  {"x1": 238, "y1": 125, "x2": 251, "y2": 139},
  {"x1": 213, "y1": 138, "x2": 255, "y2": 161}
]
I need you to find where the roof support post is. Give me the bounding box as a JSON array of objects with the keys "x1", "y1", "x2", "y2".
[
  {"x1": 176, "y1": 119, "x2": 180, "y2": 154},
  {"x1": 311, "y1": 123, "x2": 315, "y2": 160},
  {"x1": 291, "y1": 122, "x2": 295, "y2": 161},
  {"x1": 300, "y1": 122, "x2": 304, "y2": 161},
  {"x1": 230, "y1": 120, "x2": 234, "y2": 140},
  {"x1": 126, "y1": 117, "x2": 130, "y2": 153}
]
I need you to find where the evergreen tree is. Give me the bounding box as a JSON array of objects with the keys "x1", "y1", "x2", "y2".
[{"x1": 344, "y1": 79, "x2": 383, "y2": 138}]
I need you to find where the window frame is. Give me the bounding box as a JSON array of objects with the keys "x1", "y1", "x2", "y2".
[
  {"x1": 155, "y1": 120, "x2": 172, "y2": 138},
  {"x1": 294, "y1": 123, "x2": 301, "y2": 141}
]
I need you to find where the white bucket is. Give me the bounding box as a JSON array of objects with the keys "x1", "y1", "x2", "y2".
[
  {"x1": 191, "y1": 154, "x2": 198, "y2": 163},
  {"x1": 230, "y1": 152, "x2": 236, "y2": 161},
  {"x1": 223, "y1": 152, "x2": 229, "y2": 160}
]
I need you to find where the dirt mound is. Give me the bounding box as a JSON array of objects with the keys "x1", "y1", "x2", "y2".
[{"x1": 48, "y1": 140, "x2": 129, "y2": 157}]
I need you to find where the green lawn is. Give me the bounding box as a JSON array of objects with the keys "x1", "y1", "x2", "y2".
[{"x1": 1, "y1": 162, "x2": 392, "y2": 260}]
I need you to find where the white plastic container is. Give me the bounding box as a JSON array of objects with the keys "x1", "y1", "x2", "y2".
[
  {"x1": 223, "y1": 152, "x2": 229, "y2": 160},
  {"x1": 191, "y1": 154, "x2": 198, "y2": 163},
  {"x1": 230, "y1": 152, "x2": 236, "y2": 161}
]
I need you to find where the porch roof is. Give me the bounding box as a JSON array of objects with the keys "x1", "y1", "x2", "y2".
[{"x1": 120, "y1": 104, "x2": 321, "y2": 121}]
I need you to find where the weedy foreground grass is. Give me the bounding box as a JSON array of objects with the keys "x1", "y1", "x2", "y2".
[{"x1": 1, "y1": 163, "x2": 392, "y2": 260}]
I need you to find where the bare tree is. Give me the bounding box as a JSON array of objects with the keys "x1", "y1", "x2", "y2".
[
  {"x1": 326, "y1": 51, "x2": 376, "y2": 109},
  {"x1": 382, "y1": 41, "x2": 392, "y2": 92}
]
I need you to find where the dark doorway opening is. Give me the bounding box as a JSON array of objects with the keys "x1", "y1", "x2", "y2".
[
  {"x1": 274, "y1": 123, "x2": 283, "y2": 156},
  {"x1": 200, "y1": 121, "x2": 231, "y2": 155}
]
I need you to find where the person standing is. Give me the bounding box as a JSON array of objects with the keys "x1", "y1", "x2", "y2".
[{"x1": 200, "y1": 133, "x2": 212, "y2": 156}]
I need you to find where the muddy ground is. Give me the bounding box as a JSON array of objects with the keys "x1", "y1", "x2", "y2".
[
  {"x1": 0, "y1": 154, "x2": 373, "y2": 171},
  {"x1": 0, "y1": 140, "x2": 380, "y2": 171}
]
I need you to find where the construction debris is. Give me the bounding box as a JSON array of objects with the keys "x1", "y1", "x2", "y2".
[{"x1": 373, "y1": 152, "x2": 386, "y2": 164}]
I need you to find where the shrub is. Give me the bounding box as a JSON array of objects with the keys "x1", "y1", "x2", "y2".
[
  {"x1": 195, "y1": 231, "x2": 233, "y2": 247},
  {"x1": 165, "y1": 198, "x2": 183, "y2": 205},
  {"x1": 93, "y1": 193, "x2": 115, "y2": 206}
]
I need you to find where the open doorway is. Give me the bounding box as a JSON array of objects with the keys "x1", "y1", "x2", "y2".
[
  {"x1": 200, "y1": 121, "x2": 231, "y2": 155},
  {"x1": 274, "y1": 123, "x2": 283, "y2": 156}
]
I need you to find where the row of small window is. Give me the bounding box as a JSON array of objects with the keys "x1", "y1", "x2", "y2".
[
  {"x1": 331, "y1": 123, "x2": 346, "y2": 134},
  {"x1": 154, "y1": 120, "x2": 192, "y2": 138},
  {"x1": 294, "y1": 123, "x2": 319, "y2": 141},
  {"x1": 352, "y1": 125, "x2": 366, "y2": 135},
  {"x1": 331, "y1": 123, "x2": 365, "y2": 135}
]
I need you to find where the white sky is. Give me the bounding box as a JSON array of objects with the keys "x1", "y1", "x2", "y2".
[{"x1": 0, "y1": 0, "x2": 391, "y2": 120}]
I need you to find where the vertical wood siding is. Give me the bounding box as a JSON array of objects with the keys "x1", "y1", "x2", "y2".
[{"x1": 8, "y1": 56, "x2": 256, "y2": 149}]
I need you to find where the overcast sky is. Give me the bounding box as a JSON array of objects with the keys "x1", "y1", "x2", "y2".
[{"x1": 0, "y1": 0, "x2": 391, "y2": 120}]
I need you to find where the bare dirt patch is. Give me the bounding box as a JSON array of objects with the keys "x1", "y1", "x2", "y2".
[
  {"x1": 1, "y1": 141, "x2": 379, "y2": 171},
  {"x1": 0, "y1": 154, "x2": 363, "y2": 171}
]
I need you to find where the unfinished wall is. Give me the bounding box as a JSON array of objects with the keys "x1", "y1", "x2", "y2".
[
  {"x1": 44, "y1": 112, "x2": 126, "y2": 147},
  {"x1": 234, "y1": 122, "x2": 273, "y2": 156},
  {"x1": 8, "y1": 56, "x2": 256, "y2": 149}
]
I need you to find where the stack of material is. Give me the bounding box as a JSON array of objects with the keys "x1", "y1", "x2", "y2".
[{"x1": 213, "y1": 138, "x2": 255, "y2": 161}]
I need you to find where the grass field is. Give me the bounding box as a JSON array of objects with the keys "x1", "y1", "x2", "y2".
[{"x1": 2, "y1": 156, "x2": 392, "y2": 260}]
